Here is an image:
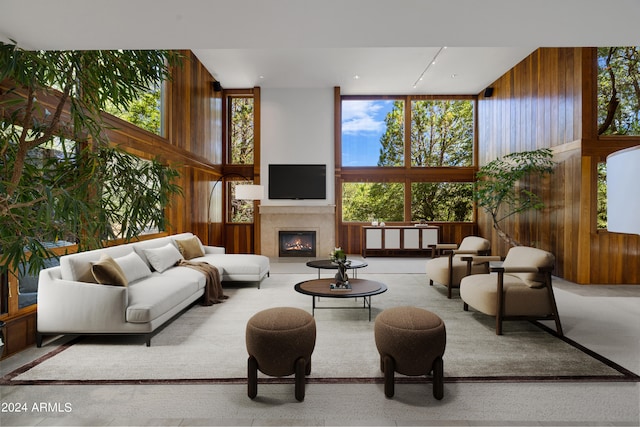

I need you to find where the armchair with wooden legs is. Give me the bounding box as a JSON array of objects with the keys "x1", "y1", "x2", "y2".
[
  {"x1": 459, "y1": 246, "x2": 563, "y2": 336},
  {"x1": 425, "y1": 236, "x2": 491, "y2": 298}
]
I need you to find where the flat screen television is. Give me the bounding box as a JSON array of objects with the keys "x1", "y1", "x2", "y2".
[{"x1": 268, "y1": 164, "x2": 326, "y2": 200}]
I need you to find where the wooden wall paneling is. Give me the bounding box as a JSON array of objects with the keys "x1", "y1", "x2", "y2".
[
  {"x1": 225, "y1": 224, "x2": 253, "y2": 254},
  {"x1": 479, "y1": 47, "x2": 639, "y2": 283}
]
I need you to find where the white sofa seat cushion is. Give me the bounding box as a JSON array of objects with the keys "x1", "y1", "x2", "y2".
[
  {"x1": 192, "y1": 254, "x2": 269, "y2": 281},
  {"x1": 126, "y1": 274, "x2": 202, "y2": 323}
]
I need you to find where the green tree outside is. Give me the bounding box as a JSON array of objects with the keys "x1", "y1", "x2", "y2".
[
  {"x1": 104, "y1": 88, "x2": 162, "y2": 135},
  {"x1": 598, "y1": 46, "x2": 640, "y2": 136},
  {"x1": 342, "y1": 99, "x2": 474, "y2": 222}
]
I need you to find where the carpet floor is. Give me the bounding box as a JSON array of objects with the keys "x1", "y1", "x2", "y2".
[{"x1": 4, "y1": 270, "x2": 636, "y2": 385}]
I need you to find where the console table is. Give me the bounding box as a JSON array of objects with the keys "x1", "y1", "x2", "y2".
[{"x1": 362, "y1": 225, "x2": 439, "y2": 257}]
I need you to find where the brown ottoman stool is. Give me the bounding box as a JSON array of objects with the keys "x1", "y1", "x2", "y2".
[
  {"x1": 374, "y1": 306, "x2": 446, "y2": 400},
  {"x1": 245, "y1": 307, "x2": 316, "y2": 401}
]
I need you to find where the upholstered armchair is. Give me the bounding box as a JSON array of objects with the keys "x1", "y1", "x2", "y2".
[
  {"x1": 459, "y1": 246, "x2": 563, "y2": 336},
  {"x1": 425, "y1": 236, "x2": 491, "y2": 298}
]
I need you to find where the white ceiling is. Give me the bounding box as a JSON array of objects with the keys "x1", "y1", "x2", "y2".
[{"x1": 1, "y1": 0, "x2": 639, "y2": 95}]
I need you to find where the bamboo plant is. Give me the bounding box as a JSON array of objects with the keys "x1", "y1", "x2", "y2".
[{"x1": 0, "y1": 42, "x2": 183, "y2": 276}]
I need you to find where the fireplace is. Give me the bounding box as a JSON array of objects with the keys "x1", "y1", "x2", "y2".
[{"x1": 279, "y1": 231, "x2": 316, "y2": 257}]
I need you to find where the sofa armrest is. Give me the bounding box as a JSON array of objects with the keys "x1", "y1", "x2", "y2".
[
  {"x1": 203, "y1": 245, "x2": 226, "y2": 255},
  {"x1": 37, "y1": 268, "x2": 129, "y2": 333}
]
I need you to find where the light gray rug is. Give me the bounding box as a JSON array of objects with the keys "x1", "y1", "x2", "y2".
[{"x1": 7, "y1": 270, "x2": 631, "y2": 383}]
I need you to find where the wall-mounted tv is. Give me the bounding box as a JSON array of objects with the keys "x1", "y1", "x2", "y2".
[{"x1": 269, "y1": 164, "x2": 326, "y2": 200}]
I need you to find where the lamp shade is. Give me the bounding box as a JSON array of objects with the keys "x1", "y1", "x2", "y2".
[
  {"x1": 235, "y1": 184, "x2": 264, "y2": 201},
  {"x1": 607, "y1": 146, "x2": 640, "y2": 235}
]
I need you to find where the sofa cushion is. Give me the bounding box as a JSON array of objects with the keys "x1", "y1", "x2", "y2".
[
  {"x1": 114, "y1": 251, "x2": 152, "y2": 283},
  {"x1": 91, "y1": 254, "x2": 128, "y2": 286},
  {"x1": 142, "y1": 243, "x2": 184, "y2": 273},
  {"x1": 126, "y1": 275, "x2": 201, "y2": 323},
  {"x1": 174, "y1": 236, "x2": 205, "y2": 260}
]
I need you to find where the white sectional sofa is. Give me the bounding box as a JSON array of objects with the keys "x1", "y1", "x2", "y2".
[{"x1": 36, "y1": 232, "x2": 270, "y2": 346}]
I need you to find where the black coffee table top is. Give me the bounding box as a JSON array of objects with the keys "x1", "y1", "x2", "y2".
[
  {"x1": 294, "y1": 278, "x2": 387, "y2": 298},
  {"x1": 305, "y1": 259, "x2": 368, "y2": 270}
]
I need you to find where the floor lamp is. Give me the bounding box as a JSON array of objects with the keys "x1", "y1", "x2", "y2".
[{"x1": 206, "y1": 173, "x2": 264, "y2": 248}]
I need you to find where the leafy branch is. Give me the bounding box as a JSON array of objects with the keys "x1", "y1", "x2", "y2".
[
  {"x1": 1, "y1": 42, "x2": 184, "y2": 276},
  {"x1": 474, "y1": 148, "x2": 555, "y2": 247}
]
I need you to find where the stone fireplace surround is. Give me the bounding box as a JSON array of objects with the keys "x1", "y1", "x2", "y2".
[{"x1": 259, "y1": 205, "x2": 336, "y2": 258}]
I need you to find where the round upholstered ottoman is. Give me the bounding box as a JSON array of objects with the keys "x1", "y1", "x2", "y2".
[
  {"x1": 374, "y1": 306, "x2": 446, "y2": 399},
  {"x1": 245, "y1": 307, "x2": 316, "y2": 401}
]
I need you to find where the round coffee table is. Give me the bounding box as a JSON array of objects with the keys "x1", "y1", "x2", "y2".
[
  {"x1": 294, "y1": 278, "x2": 387, "y2": 321},
  {"x1": 305, "y1": 259, "x2": 368, "y2": 278}
]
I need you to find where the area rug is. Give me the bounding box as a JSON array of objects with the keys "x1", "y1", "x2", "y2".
[{"x1": 3, "y1": 271, "x2": 638, "y2": 385}]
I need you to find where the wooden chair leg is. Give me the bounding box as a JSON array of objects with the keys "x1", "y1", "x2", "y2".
[
  {"x1": 248, "y1": 356, "x2": 258, "y2": 399},
  {"x1": 295, "y1": 357, "x2": 306, "y2": 402},
  {"x1": 432, "y1": 356, "x2": 444, "y2": 400},
  {"x1": 463, "y1": 302, "x2": 469, "y2": 311},
  {"x1": 429, "y1": 279, "x2": 433, "y2": 286},
  {"x1": 383, "y1": 355, "x2": 395, "y2": 398},
  {"x1": 305, "y1": 358, "x2": 312, "y2": 376},
  {"x1": 544, "y1": 273, "x2": 564, "y2": 337}
]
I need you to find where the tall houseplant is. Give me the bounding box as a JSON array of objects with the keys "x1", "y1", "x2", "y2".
[
  {"x1": 0, "y1": 42, "x2": 183, "y2": 276},
  {"x1": 474, "y1": 148, "x2": 555, "y2": 247}
]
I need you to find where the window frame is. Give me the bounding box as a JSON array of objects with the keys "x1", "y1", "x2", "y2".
[{"x1": 337, "y1": 93, "x2": 478, "y2": 224}]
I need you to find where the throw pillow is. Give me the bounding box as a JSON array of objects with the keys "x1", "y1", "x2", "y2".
[
  {"x1": 142, "y1": 243, "x2": 184, "y2": 273},
  {"x1": 114, "y1": 251, "x2": 152, "y2": 283},
  {"x1": 91, "y1": 254, "x2": 128, "y2": 286},
  {"x1": 175, "y1": 236, "x2": 205, "y2": 260}
]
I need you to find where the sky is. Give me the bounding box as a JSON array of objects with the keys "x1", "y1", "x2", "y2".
[{"x1": 341, "y1": 100, "x2": 395, "y2": 166}]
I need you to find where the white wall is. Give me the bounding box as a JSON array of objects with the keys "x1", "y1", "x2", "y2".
[{"x1": 260, "y1": 88, "x2": 335, "y2": 206}]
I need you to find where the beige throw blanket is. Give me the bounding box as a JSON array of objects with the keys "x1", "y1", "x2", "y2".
[{"x1": 177, "y1": 260, "x2": 227, "y2": 305}]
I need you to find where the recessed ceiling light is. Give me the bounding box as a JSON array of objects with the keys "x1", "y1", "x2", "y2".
[
  {"x1": 353, "y1": 74, "x2": 360, "y2": 80},
  {"x1": 451, "y1": 73, "x2": 458, "y2": 78}
]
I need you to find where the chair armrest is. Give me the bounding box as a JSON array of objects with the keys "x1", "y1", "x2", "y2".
[
  {"x1": 429, "y1": 243, "x2": 458, "y2": 258},
  {"x1": 491, "y1": 266, "x2": 542, "y2": 273},
  {"x1": 462, "y1": 255, "x2": 502, "y2": 265},
  {"x1": 433, "y1": 243, "x2": 458, "y2": 250}
]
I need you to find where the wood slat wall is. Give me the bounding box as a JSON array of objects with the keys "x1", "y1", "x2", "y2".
[{"x1": 478, "y1": 47, "x2": 639, "y2": 284}]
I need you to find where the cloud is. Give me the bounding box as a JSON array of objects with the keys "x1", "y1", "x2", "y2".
[{"x1": 341, "y1": 100, "x2": 387, "y2": 135}]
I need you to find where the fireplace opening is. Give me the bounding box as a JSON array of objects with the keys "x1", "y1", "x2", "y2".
[{"x1": 279, "y1": 231, "x2": 316, "y2": 257}]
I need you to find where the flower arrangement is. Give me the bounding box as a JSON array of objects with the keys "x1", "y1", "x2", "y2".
[{"x1": 330, "y1": 247, "x2": 347, "y2": 262}]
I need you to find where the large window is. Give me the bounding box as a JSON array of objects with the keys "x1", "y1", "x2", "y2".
[
  {"x1": 411, "y1": 182, "x2": 473, "y2": 222},
  {"x1": 342, "y1": 99, "x2": 404, "y2": 166},
  {"x1": 340, "y1": 96, "x2": 476, "y2": 223},
  {"x1": 226, "y1": 93, "x2": 257, "y2": 224},
  {"x1": 229, "y1": 96, "x2": 254, "y2": 164},
  {"x1": 411, "y1": 100, "x2": 473, "y2": 167},
  {"x1": 342, "y1": 182, "x2": 404, "y2": 222},
  {"x1": 597, "y1": 47, "x2": 640, "y2": 136},
  {"x1": 104, "y1": 84, "x2": 164, "y2": 136}
]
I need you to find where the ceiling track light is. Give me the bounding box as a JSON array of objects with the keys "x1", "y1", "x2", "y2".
[{"x1": 413, "y1": 46, "x2": 446, "y2": 88}]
